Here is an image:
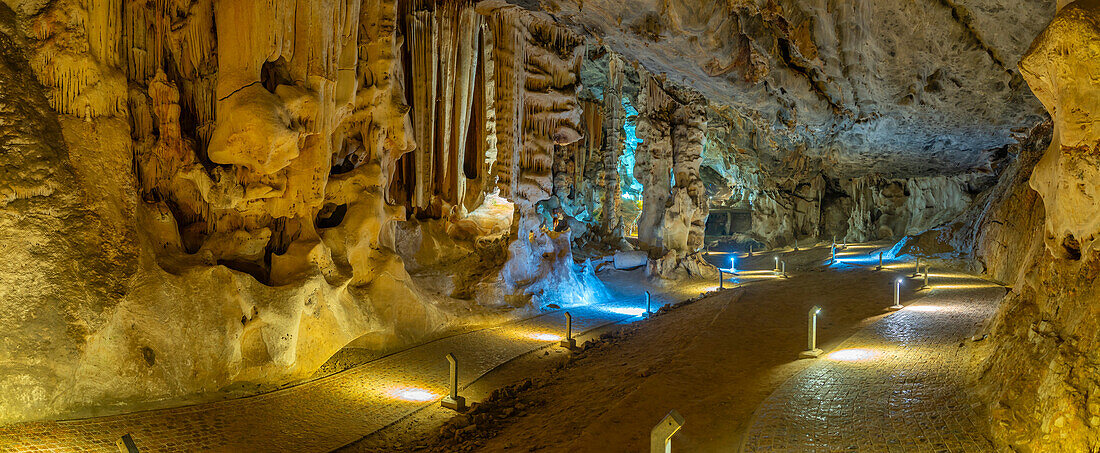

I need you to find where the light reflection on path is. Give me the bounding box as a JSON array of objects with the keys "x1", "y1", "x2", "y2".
[{"x1": 740, "y1": 274, "x2": 1005, "y2": 452}]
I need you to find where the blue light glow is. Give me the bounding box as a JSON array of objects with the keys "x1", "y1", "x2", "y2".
[{"x1": 619, "y1": 98, "x2": 644, "y2": 200}]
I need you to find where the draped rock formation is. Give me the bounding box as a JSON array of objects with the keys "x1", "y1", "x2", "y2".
[
  {"x1": 0, "y1": 0, "x2": 590, "y2": 424},
  {"x1": 634, "y1": 76, "x2": 715, "y2": 278}
]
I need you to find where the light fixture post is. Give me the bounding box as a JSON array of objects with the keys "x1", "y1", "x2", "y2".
[
  {"x1": 774, "y1": 256, "x2": 779, "y2": 273},
  {"x1": 794, "y1": 237, "x2": 799, "y2": 251},
  {"x1": 891, "y1": 279, "x2": 904, "y2": 310},
  {"x1": 831, "y1": 245, "x2": 836, "y2": 263},
  {"x1": 719, "y1": 268, "x2": 724, "y2": 290},
  {"x1": 117, "y1": 434, "x2": 139, "y2": 453},
  {"x1": 782, "y1": 261, "x2": 787, "y2": 278},
  {"x1": 441, "y1": 353, "x2": 466, "y2": 411},
  {"x1": 877, "y1": 252, "x2": 883, "y2": 271},
  {"x1": 800, "y1": 306, "x2": 824, "y2": 358},
  {"x1": 911, "y1": 257, "x2": 922, "y2": 278},
  {"x1": 560, "y1": 312, "x2": 576, "y2": 349},
  {"x1": 748, "y1": 245, "x2": 753, "y2": 256},
  {"x1": 921, "y1": 266, "x2": 930, "y2": 289},
  {"x1": 650, "y1": 410, "x2": 685, "y2": 453}
]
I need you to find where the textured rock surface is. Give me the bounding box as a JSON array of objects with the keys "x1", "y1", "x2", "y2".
[
  {"x1": 898, "y1": 3, "x2": 1100, "y2": 449},
  {"x1": 0, "y1": 0, "x2": 602, "y2": 424},
  {"x1": 537, "y1": 0, "x2": 1052, "y2": 178},
  {"x1": 963, "y1": 3, "x2": 1100, "y2": 450},
  {"x1": 0, "y1": 0, "x2": 1080, "y2": 439}
]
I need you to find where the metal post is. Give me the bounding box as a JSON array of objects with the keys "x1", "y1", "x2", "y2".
[
  {"x1": 794, "y1": 237, "x2": 799, "y2": 251},
  {"x1": 782, "y1": 261, "x2": 787, "y2": 278},
  {"x1": 922, "y1": 266, "x2": 930, "y2": 289},
  {"x1": 912, "y1": 257, "x2": 922, "y2": 278},
  {"x1": 719, "y1": 268, "x2": 724, "y2": 289},
  {"x1": 441, "y1": 353, "x2": 466, "y2": 411},
  {"x1": 560, "y1": 312, "x2": 576, "y2": 349},
  {"x1": 891, "y1": 279, "x2": 904, "y2": 310},
  {"x1": 749, "y1": 245, "x2": 753, "y2": 256},
  {"x1": 774, "y1": 256, "x2": 779, "y2": 273},
  {"x1": 877, "y1": 252, "x2": 883, "y2": 271},
  {"x1": 800, "y1": 306, "x2": 823, "y2": 358},
  {"x1": 117, "y1": 434, "x2": 139, "y2": 453},
  {"x1": 650, "y1": 410, "x2": 685, "y2": 453},
  {"x1": 831, "y1": 245, "x2": 836, "y2": 263}
]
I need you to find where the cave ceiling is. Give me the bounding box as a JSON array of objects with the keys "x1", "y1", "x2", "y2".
[{"x1": 530, "y1": 0, "x2": 1054, "y2": 178}]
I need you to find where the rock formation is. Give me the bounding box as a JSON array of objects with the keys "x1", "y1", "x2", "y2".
[
  {"x1": 931, "y1": 2, "x2": 1100, "y2": 450},
  {"x1": 0, "y1": 0, "x2": 1088, "y2": 443},
  {"x1": 0, "y1": 0, "x2": 599, "y2": 423}
]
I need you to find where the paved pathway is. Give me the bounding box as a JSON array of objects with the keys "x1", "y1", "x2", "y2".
[
  {"x1": 740, "y1": 274, "x2": 1004, "y2": 452},
  {"x1": 1, "y1": 266, "x2": 786, "y2": 453},
  {"x1": 0, "y1": 243, "x2": 998, "y2": 453}
]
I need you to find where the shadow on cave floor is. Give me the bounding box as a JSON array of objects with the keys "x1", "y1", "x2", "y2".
[
  {"x1": 0, "y1": 243, "x2": 1006, "y2": 453},
  {"x1": 341, "y1": 244, "x2": 1006, "y2": 453}
]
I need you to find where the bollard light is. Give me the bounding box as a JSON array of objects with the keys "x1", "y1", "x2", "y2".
[
  {"x1": 774, "y1": 256, "x2": 779, "y2": 273},
  {"x1": 877, "y1": 252, "x2": 883, "y2": 271},
  {"x1": 782, "y1": 261, "x2": 787, "y2": 278},
  {"x1": 441, "y1": 353, "x2": 466, "y2": 411},
  {"x1": 749, "y1": 244, "x2": 753, "y2": 256},
  {"x1": 117, "y1": 434, "x2": 139, "y2": 453},
  {"x1": 799, "y1": 306, "x2": 824, "y2": 358},
  {"x1": 831, "y1": 245, "x2": 836, "y2": 263},
  {"x1": 730, "y1": 257, "x2": 736, "y2": 273},
  {"x1": 644, "y1": 291, "x2": 652, "y2": 318},
  {"x1": 911, "y1": 257, "x2": 922, "y2": 278},
  {"x1": 890, "y1": 278, "x2": 904, "y2": 310},
  {"x1": 794, "y1": 237, "x2": 799, "y2": 251},
  {"x1": 650, "y1": 410, "x2": 685, "y2": 453},
  {"x1": 560, "y1": 312, "x2": 576, "y2": 349},
  {"x1": 719, "y1": 268, "x2": 724, "y2": 290},
  {"x1": 921, "y1": 265, "x2": 930, "y2": 290}
]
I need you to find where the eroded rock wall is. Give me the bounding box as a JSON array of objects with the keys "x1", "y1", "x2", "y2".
[
  {"x1": 0, "y1": 0, "x2": 591, "y2": 424},
  {"x1": 953, "y1": 3, "x2": 1100, "y2": 450}
]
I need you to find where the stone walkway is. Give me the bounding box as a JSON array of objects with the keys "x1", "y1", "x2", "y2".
[
  {"x1": 740, "y1": 275, "x2": 1005, "y2": 452},
  {"x1": 0, "y1": 302, "x2": 639, "y2": 452},
  {"x1": 1, "y1": 266, "x2": 783, "y2": 453},
  {"x1": 0, "y1": 246, "x2": 1001, "y2": 453}
]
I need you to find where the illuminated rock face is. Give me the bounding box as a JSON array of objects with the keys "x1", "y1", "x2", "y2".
[
  {"x1": 919, "y1": 3, "x2": 1100, "y2": 450},
  {"x1": 0, "y1": 0, "x2": 596, "y2": 424},
  {"x1": 1020, "y1": 0, "x2": 1100, "y2": 260}
]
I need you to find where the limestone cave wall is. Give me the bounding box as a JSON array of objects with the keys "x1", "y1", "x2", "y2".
[
  {"x1": 0, "y1": 0, "x2": 609, "y2": 424},
  {"x1": 908, "y1": 2, "x2": 1100, "y2": 449}
]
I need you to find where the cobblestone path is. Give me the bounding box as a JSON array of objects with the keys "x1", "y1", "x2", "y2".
[
  {"x1": 741, "y1": 276, "x2": 1004, "y2": 452},
  {"x1": 0, "y1": 264, "x2": 775, "y2": 453},
  {"x1": 0, "y1": 299, "x2": 650, "y2": 453}
]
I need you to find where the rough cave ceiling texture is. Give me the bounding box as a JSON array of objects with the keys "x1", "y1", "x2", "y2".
[
  {"x1": 534, "y1": 0, "x2": 1053, "y2": 177},
  {"x1": 0, "y1": 0, "x2": 1075, "y2": 439}
]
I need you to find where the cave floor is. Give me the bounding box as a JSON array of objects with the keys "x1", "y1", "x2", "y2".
[
  {"x1": 0, "y1": 267, "x2": 714, "y2": 452},
  {"x1": 0, "y1": 244, "x2": 1006, "y2": 453},
  {"x1": 739, "y1": 278, "x2": 1002, "y2": 451},
  {"x1": 343, "y1": 244, "x2": 1007, "y2": 452}
]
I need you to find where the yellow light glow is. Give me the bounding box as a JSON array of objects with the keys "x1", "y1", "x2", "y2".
[
  {"x1": 930, "y1": 283, "x2": 1004, "y2": 290},
  {"x1": 904, "y1": 305, "x2": 943, "y2": 312},
  {"x1": 827, "y1": 348, "x2": 879, "y2": 361},
  {"x1": 530, "y1": 333, "x2": 562, "y2": 341},
  {"x1": 391, "y1": 388, "x2": 438, "y2": 402}
]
